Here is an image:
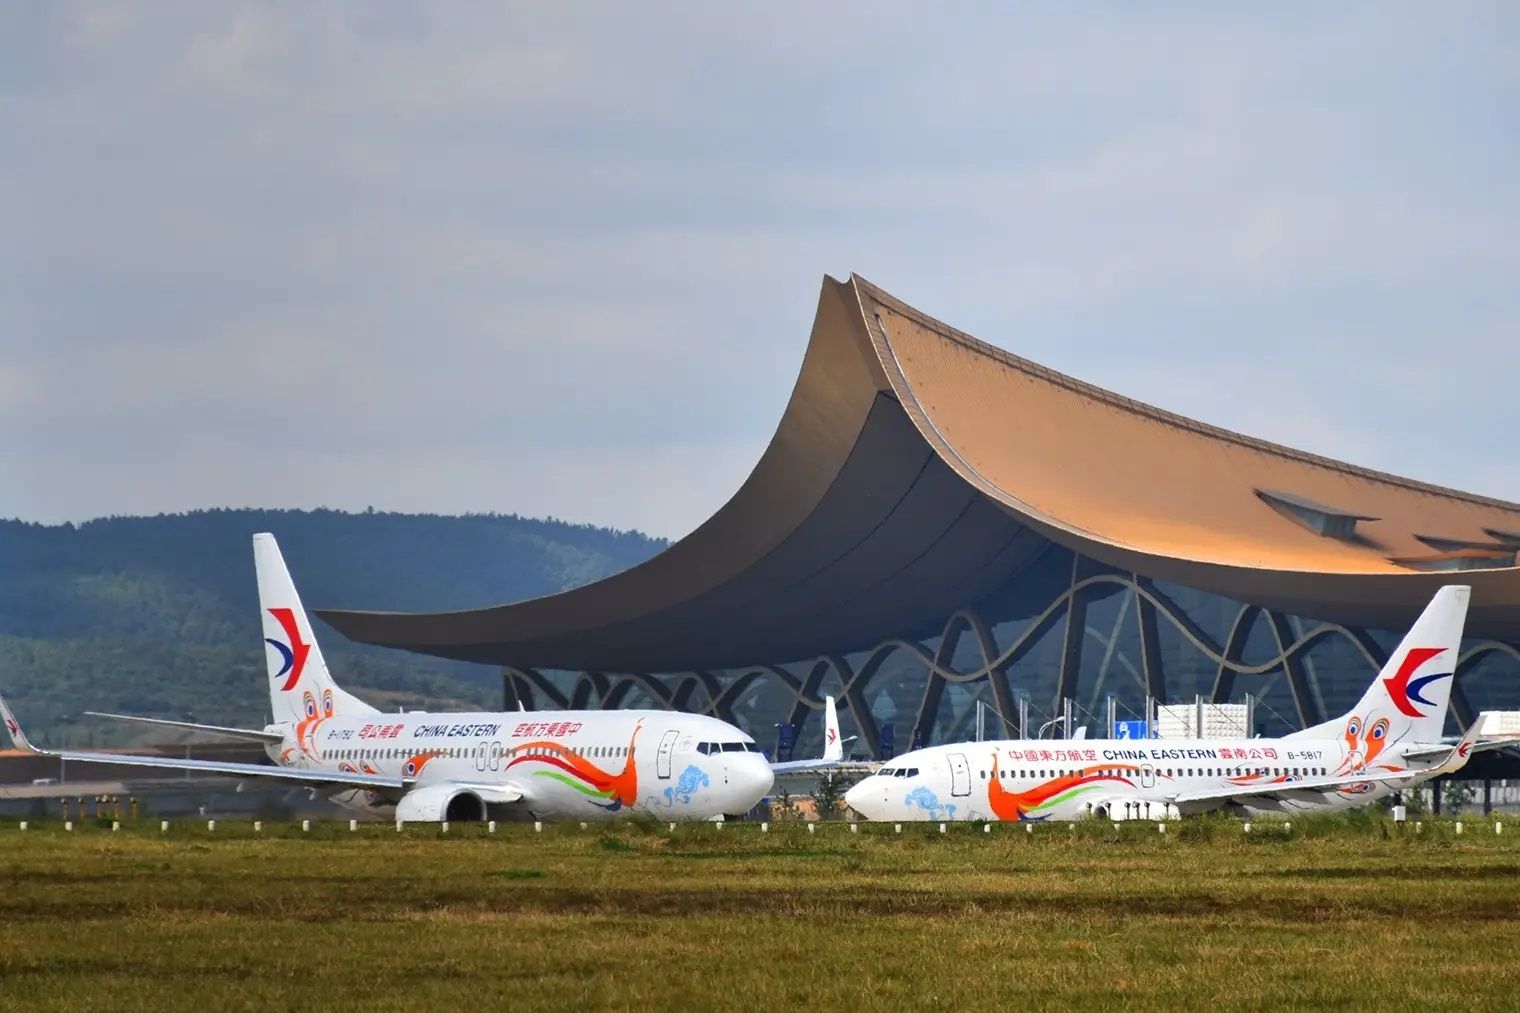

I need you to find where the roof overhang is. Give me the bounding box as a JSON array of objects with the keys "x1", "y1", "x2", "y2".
[{"x1": 318, "y1": 275, "x2": 1520, "y2": 667}]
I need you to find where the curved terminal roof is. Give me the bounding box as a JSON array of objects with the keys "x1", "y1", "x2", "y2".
[{"x1": 318, "y1": 275, "x2": 1520, "y2": 667}]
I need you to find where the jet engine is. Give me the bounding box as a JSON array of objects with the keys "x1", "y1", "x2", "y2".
[{"x1": 394, "y1": 783, "x2": 487, "y2": 823}]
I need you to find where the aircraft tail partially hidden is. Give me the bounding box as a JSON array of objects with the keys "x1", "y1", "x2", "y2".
[
  {"x1": 254, "y1": 533, "x2": 377, "y2": 726},
  {"x1": 0, "y1": 693, "x2": 33, "y2": 751},
  {"x1": 1295, "y1": 585, "x2": 1469, "y2": 746},
  {"x1": 822, "y1": 695, "x2": 843, "y2": 763}
]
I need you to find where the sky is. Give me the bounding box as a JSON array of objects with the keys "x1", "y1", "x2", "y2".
[{"x1": 4, "y1": 3, "x2": 1518, "y2": 539}]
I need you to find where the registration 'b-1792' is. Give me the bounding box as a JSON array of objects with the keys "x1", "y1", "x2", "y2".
[{"x1": 0, "y1": 534, "x2": 785, "y2": 824}]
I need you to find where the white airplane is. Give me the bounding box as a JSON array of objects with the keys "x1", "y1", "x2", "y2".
[
  {"x1": 846, "y1": 585, "x2": 1497, "y2": 822},
  {"x1": 769, "y1": 695, "x2": 877, "y2": 778},
  {"x1": 0, "y1": 533, "x2": 775, "y2": 823}
]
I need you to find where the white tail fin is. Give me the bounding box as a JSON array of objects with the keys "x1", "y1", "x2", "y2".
[
  {"x1": 0, "y1": 693, "x2": 34, "y2": 752},
  {"x1": 1297, "y1": 585, "x2": 1469, "y2": 745},
  {"x1": 822, "y1": 696, "x2": 843, "y2": 763},
  {"x1": 254, "y1": 533, "x2": 376, "y2": 726}
]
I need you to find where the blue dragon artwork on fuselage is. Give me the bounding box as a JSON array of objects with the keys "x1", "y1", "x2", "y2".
[
  {"x1": 663, "y1": 764, "x2": 711, "y2": 806},
  {"x1": 904, "y1": 786, "x2": 957, "y2": 820}
]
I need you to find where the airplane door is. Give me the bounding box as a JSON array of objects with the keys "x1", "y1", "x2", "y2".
[
  {"x1": 656, "y1": 729, "x2": 679, "y2": 779},
  {"x1": 948, "y1": 752, "x2": 971, "y2": 797},
  {"x1": 1140, "y1": 764, "x2": 1156, "y2": 788}
]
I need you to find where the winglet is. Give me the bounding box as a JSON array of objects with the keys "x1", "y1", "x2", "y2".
[
  {"x1": 0, "y1": 693, "x2": 35, "y2": 752},
  {"x1": 822, "y1": 696, "x2": 843, "y2": 763}
]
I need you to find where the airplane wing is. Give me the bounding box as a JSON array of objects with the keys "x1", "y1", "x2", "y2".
[
  {"x1": 2, "y1": 692, "x2": 401, "y2": 792},
  {"x1": 1171, "y1": 769, "x2": 1417, "y2": 807},
  {"x1": 1400, "y1": 712, "x2": 1520, "y2": 764},
  {"x1": 84, "y1": 711, "x2": 285, "y2": 745},
  {"x1": 26, "y1": 747, "x2": 405, "y2": 791},
  {"x1": 1173, "y1": 722, "x2": 1487, "y2": 808},
  {"x1": 771, "y1": 759, "x2": 879, "y2": 775},
  {"x1": 462, "y1": 783, "x2": 526, "y2": 805}
]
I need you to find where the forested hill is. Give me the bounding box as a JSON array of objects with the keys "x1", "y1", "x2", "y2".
[{"x1": 0, "y1": 509, "x2": 666, "y2": 745}]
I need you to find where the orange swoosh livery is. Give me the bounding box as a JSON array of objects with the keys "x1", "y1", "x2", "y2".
[
  {"x1": 402, "y1": 751, "x2": 442, "y2": 779},
  {"x1": 507, "y1": 721, "x2": 641, "y2": 811},
  {"x1": 987, "y1": 755, "x2": 1138, "y2": 821}
]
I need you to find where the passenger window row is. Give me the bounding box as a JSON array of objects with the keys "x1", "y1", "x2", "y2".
[
  {"x1": 980, "y1": 765, "x2": 1331, "y2": 780},
  {"x1": 329, "y1": 744, "x2": 631, "y2": 761}
]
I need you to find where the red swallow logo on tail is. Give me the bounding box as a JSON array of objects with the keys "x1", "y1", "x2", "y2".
[
  {"x1": 1383, "y1": 647, "x2": 1452, "y2": 718},
  {"x1": 265, "y1": 607, "x2": 311, "y2": 692}
]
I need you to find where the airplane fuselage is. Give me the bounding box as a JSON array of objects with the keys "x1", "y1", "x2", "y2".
[
  {"x1": 269, "y1": 707, "x2": 773, "y2": 821},
  {"x1": 846, "y1": 733, "x2": 1438, "y2": 822}
]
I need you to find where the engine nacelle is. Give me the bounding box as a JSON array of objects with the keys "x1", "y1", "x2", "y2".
[{"x1": 394, "y1": 783, "x2": 487, "y2": 823}]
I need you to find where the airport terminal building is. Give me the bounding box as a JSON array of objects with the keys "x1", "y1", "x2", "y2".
[{"x1": 321, "y1": 276, "x2": 1520, "y2": 759}]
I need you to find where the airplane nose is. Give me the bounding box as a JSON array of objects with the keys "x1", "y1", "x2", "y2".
[
  {"x1": 732, "y1": 757, "x2": 774, "y2": 808},
  {"x1": 844, "y1": 780, "x2": 869, "y2": 816}
]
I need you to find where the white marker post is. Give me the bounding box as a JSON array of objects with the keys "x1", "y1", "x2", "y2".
[
  {"x1": 488, "y1": 821, "x2": 496, "y2": 833},
  {"x1": 253, "y1": 821, "x2": 262, "y2": 833},
  {"x1": 160, "y1": 820, "x2": 169, "y2": 833},
  {"x1": 349, "y1": 819, "x2": 358, "y2": 832},
  {"x1": 207, "y1": 820, "x2": 215, "y2": 832},
  {"x1": 301, "y1": 819, "x2": 310, "y2": 833}
]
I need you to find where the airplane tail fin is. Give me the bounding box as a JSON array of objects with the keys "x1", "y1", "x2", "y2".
[
  {"x1": 0, "y1": 693, "x2": 35, "y2": 752},
  {"x1": 254, "y1": 533, "x2": 376, "y2": 726},
  {"x1": 1297, "y1": 585, "x2": 1468, "y2": 746},
  {"x1": 822, "y1": 696, "x2": 843, "y2": 763}
]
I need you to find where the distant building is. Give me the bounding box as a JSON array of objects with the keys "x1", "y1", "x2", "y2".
[{"x1": 320, "y1": 276, "x2": 1520, "y2": 758}]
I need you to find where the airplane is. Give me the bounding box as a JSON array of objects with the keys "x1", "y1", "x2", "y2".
[
  {"x1": 0, "y1": 533, "x2": 776, "y2": 824},
  {"x1": 845, "y1": 584, "x2": 1500, "y2": 823},
  {"x1": 769, "y1": 695, "x2": 878, "y2": 778}
]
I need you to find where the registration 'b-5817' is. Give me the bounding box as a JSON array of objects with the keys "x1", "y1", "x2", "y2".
[{"x1": 846, "y1": 586, "x2": 1505, "y2": 822}]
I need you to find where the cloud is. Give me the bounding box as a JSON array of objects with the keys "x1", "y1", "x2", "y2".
[{"x1": 3, "y1": 2, "x2": 1517, "y2": 537}]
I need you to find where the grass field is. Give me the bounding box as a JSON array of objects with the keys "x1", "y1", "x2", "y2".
[{"x1": 1, "y1": 815, "x2": 1517, "y2": 1011}]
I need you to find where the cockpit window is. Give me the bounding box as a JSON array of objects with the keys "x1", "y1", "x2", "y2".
[{"x1": 697, "y1": 741, "x2": 762, "y2": 755}]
